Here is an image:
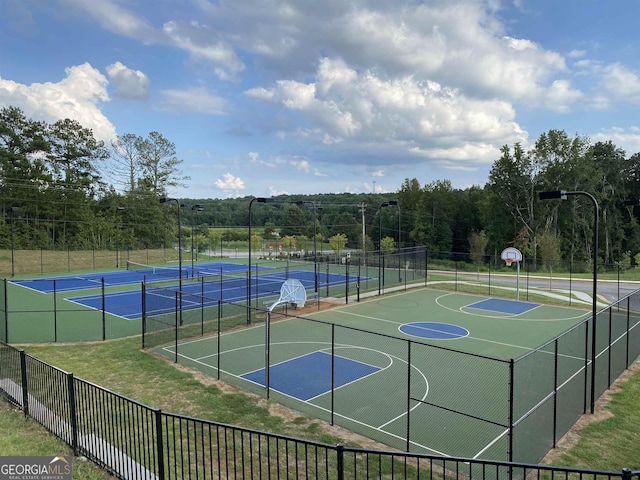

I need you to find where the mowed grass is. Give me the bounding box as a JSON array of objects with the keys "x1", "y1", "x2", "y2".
[
  {"x1": 0, "y1": 333, "x2": 635, "y2": 473},
  {"x1": 0, "y1": 402, "x2": 116, "y2": 480}
]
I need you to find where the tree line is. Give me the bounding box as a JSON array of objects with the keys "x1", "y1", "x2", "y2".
[{"x1": 2, "y1": 106, "x2": 640, "y2": 268}]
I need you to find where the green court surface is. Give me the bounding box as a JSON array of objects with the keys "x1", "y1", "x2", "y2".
[{"x1": 154, "y1": 287, "x2": 591, "y2": 460}]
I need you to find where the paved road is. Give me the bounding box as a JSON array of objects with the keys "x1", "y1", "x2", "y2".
[{"x1": 452, "y1": 270, "x2": 639, "y2": 303}]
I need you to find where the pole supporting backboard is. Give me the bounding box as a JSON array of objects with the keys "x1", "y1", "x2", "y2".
[{"x1": 500, "y1": 247, "x2": 523, "y2": 301}]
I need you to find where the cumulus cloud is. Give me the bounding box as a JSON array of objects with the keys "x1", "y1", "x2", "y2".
[
  {"x1": 106, "y1": 62, "x2": 150, "y2": 100},
  {"x1": 156, "y1": 86, "x2": 226, "y2": 114},
  {"x1": 246, "y1": 57, "x2": 527, "y2": 165},
  {"x1": 214, "y1": 173, "x2": 245, "y2": 190},
  {"x1": 601, "y1": 63, "x2": 640, "y2": 106},
  {"x1": 591, "y1": 126, "x2": 640, "y2": 156},
  {"x1": 0, "y1": 62, "x2": 116, "y2": 141}
]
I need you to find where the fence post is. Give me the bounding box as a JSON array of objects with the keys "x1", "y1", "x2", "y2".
[
  {"x1": 67, "y1": 373, "x2": 78, "y2": 453},
  {"x1": 336, "y1": 443, "x2": 345, "y2": 480},
  {"x1": 53, "y1": 280, "x2": 58, "y2": 343},
  {"x1": 154, "y1": 409, "x2": 165, "y2": 480},
  {"x1": 345, "y1": 259, "x2": 349, "y2": 304},
  {"x1": 174, "y1": 292, "x2": 178, "y2": 363},
  {"x1": 406, "y1": 340, "x2": 411, "y2": 452},
  {"x1": 3, "y1": 279, "x2": 8, "y2": 343},
  {"x1": 101, "y1": 278, "x2": 106, "y2": 341},
  {"x1": 141, "y1": 282, "x2": 146, "y2": 348},
  {"x1": 508, "y1": 359, "x2": 514, "y2": 462},
  {"x1": 19, "y1": 349, "x2": 29, "y2": 416}
]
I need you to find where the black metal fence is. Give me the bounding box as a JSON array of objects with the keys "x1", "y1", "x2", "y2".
[
  {"x1": 142, "y1": 269, "x2": 640, "y2": 465},
  {"x1": 1, "y1": 341, "x2": 638, "y2": 480}
]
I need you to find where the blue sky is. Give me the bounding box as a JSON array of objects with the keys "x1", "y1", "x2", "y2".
[{"x1": 1, "y1": 1, "x2": 640, "y2": 199}]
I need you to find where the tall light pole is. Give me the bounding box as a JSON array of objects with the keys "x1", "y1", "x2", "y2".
[
  {"x1": 539, "y1": 190, "x2": 599, "y2": 414},
  {"x1": 296, "y1": 200, "x2": 318, "y2": 293},
  {"x1": 160, "y1": 197, "x2": 182, "y2": 282},
  {"x1": 115, "y1": 207, "x2": 125, "y2": 268},
  {"x1": 10, "y1": 206, "x2": 19, "y2": 277},
  {"x1": 191, "y1": 204, "x2": 204, "y2": 274},
  {"x1": 248, "y1": 197, "x2": 270, "y2": 324}
]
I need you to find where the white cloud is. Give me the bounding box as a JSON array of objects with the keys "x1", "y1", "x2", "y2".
[
  {"x1": 290, "y1": 158, "x2": 310, "y2": 172},
  {"x1": 601, "y1": 63, "x2": 640, "y2": 106},
  {"x1": 591, "y1": 126, "x2": 640, "y2": 156},
  {"x1": 62, "y1": 0, "x2": 243, "y2": 80},
  {"x1": 0, "y1": 62, "x2": 116, "y2": 141},
  {"x1": 61, "y1": 0, "x2": 158, "y2": 41},
  {"x1": 162, "y1": 21, "x2": 245, "y2": 80},
  {"x1": 106, "y1": 62, "x2": 150, "y2": 100},
  {"x1": 246, "y1": 57, "x2": 528, "y2": 165},
  {"x1": 542, "y1": 80, "x2": 583, "y2": 113},
  {"x1": 214, "y1": 172, "x2": 245, "y2": 190},
  {"x1": 156, "y1": 87, "x2": 226, "y2": 114}
]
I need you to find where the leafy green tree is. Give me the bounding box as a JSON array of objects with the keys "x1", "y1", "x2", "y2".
[
  {"x1": 411, "y1": 180, "x2": 455, "y2": 252},
  {"x1": 329, "y1": 233, "x2": 347, "y2": 257},
  {"x1": 380, "y1": 236, "x2": 395, "y2": 256},
  {"x1": 488, "y1": 143, "x2": 542, "y2": 263},
  {"x1": 281, "y1": 235, "x2": 296, "y2": 254},
  {"x1": 136, "y1": 131, "x2": 189, "y2": 196},
  {"x1": 537, "y1": 230, "x2": 561, "y2": 289},
  {"x1": 280, "y1": 205, "x2": 307, "y2": 237},
  {"x1": 469, "y1": 230, "x2": 488, "y2": 276}
]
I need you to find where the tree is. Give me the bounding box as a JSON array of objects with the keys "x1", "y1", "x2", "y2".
[
  {"x1": 380, "y1": 236, "x2": 395, "y2": 255},
  {"x1": 329, "y1": 233, "x2": 347, "y2": 257},
  {"x1": 136, "y1": 131, "x2": 189, "y2": 195},
  {"x1": 110, "y1": 133, "x2": 142, "y2": 194},
  {"x1": 537, "y1": 230, "x2": 561, "y2": 289},
  {"x1": 488, "y1": 143, "x2": 542, "y2": 263},
  {"x1": 280, "y1": 205, "x2": 307, "y2": 237},
  {"x1": 468, "y1": 230, "x2": 488, "y2": 276}
]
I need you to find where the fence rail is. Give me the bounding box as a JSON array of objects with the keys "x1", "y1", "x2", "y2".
[{"x1": 1, "y1": 340, "x2": 638, "y2": 479}]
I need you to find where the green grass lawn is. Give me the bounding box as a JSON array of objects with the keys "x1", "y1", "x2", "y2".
[{"x1": 0, "y1": 402, "x2": 115, "y2": 480}]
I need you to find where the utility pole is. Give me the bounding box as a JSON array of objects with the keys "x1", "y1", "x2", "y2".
[{"x1": 359, "y1": 202, "x2": 367, "y2": 265}]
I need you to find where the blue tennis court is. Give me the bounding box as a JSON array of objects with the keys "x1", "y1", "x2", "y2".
[
  {"x1": 67, "y1": 269, "x2": 361, "y2": 320},
  {"x1": 11, "y1": 262, "x2": 262, "y2": 293}
]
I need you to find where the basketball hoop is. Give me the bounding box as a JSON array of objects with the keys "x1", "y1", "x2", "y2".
[
  {"x1": 500, "y1": 247, "x2": 523, "y2": 301},
  {"x1": 500, "y1": 247, "x2": 523, "y2": 267}
]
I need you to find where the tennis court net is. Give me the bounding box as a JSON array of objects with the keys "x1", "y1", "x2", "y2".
[{"x1": 126, "y1": 260, "x2": 189, "y2": 280}]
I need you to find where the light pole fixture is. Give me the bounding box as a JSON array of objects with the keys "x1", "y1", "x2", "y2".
[
  {"x1": 191, "y1": 204, "x2": 204, "y2": 274},
  {"x1": 296, "y1": 200, "x2": 318, "y2": 293},
  {"x1": 248, "y1": 197, "x2": 270, "y2": 324},
  {"x1": 160, "y1": 197, "x2": 182, "y2": 282},
  {"x1": 378, "y1": 200, "x2": 399, "y2": 294},
  {"x1": 115, "y1": 207, "x2": 125, "y2": 268},
  {"x1": 539, "y1": 190, "x2": 599, "y2": 414},
  {"x1": 10, "y1": 206, "x2": 19, "y2": 277}
]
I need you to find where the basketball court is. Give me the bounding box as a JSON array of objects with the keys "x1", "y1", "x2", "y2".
[{"x1": 154, "y1": 285, "x2": 593, "y2": 459}]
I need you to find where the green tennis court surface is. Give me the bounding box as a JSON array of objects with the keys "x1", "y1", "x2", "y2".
[{"x1": 154, "y1": 287, "x2": 591, "y2": 459}]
